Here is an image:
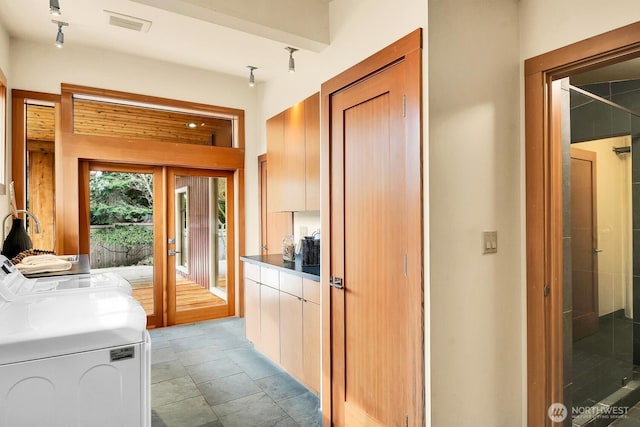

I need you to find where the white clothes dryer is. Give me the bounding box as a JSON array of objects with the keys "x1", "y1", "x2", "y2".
[{"x1": 0, "y1": 268, "x2": 150, "y2": 427}]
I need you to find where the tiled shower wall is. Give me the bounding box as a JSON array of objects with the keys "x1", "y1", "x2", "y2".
[{"x1": 563, "y1": 78, "x2": 640, "y2": 421}]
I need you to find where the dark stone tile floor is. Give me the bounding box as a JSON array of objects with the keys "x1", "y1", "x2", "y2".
[{"x1": 149, "y1": 317, "x2": 320, "y2": 427}]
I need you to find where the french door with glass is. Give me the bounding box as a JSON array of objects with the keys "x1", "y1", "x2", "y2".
[{"x1": 84, "y1": 163, "x2": 234, "y2": 328}]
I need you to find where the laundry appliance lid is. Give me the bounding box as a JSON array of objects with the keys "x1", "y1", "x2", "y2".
[{"x1": 0, "y1": 290, "x2": 147, "y2": 365}]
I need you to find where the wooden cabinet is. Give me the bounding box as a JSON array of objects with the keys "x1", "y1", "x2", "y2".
[
  {"x1": 279, "y1": 291, "x2": 304, "y2": 379},
  {"x1": 244, "y1": 278, "x2": 261, "y2": 345},
  {"x1": 266, "y1": 92, "x2": 320, "y2": 212},
  {"x1": 302, "y1": 299, "x2": 320, "y2": 393},
  {"x1": 242, "y1": 261, "x2": 320, "y2": 394},
  {"x1": 260, "y1": 283, "x2": 281, "y2": 363},
  {"x1": 304, "y1": 93, "x2": 320, "y2": 211}
]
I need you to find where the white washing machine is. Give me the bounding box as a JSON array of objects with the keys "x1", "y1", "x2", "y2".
[{"x1": 0, "y1": 263, "x2": 150, "y2": 427}]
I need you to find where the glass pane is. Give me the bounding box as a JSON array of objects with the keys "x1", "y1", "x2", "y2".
[
  {"x1": 174, "y1": 175, "x2": 227, "y2": 312},
  {"x1": 568, "y1": 83, "x2": 638, "y2": 421},
  {"x1": 89, "y1": 170, "x2": 155, "y2": 315}
]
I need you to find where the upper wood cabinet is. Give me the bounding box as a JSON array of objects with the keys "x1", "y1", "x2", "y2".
[{"x1": 267, "y1": 92, "x2": 320, "y2": 212}]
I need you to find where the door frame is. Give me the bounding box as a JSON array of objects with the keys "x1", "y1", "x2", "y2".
[
  {"x1": 525, "y1": 21, "x2": 640, "y2": 426},
  {"x1": 80, "y1": 162, "x2": 165, "y2": 328},
  {"x1": 320, "y1": 28, "x2": 423, "y2": 426}
]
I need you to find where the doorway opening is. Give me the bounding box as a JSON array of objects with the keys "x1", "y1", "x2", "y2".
[
  {"x1": 524, "y1": 22, "x2": 640, "y2": 426},
  {"x1": 84, "y1": 163, "x2": 234, "y2": 328},
  {"x1": 563, "y1": 79, "x2": 639, "y2": 423}
]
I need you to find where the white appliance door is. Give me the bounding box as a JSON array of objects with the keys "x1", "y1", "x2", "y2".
[{"x1": 0, "y1": 342, "x2": 145, "y2": 427}]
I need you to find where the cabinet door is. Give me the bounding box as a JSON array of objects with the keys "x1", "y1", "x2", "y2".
[
  {"x1": 260, "y1": 284, "x2": 281, "y2": 362},
  {"x1": 280, "y1": 292, "x2": 303, "y2": 380},
  {"x1": 266, "y1": 112, "x2": 285, "y2": 212},
  {"x1": 304, "y1": 92, "x2": 320, "y2": 210},
  {"x1": 303, "y1": 301, "x2": 321, "y2": 393},
  {"x1": 283, "y1": 101, "x2": 306, "y2": 211},
  {"x1": 244, "y1": 278, "x2": 261, "y2": 345}
]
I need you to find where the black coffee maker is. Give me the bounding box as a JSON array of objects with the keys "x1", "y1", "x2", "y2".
[{"x1": 301, "y1": 232, "x2": 320, "y2": 266}]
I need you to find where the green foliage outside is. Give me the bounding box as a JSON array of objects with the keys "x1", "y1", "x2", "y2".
[{"x1": 90, "y1": 171, "x2": 153, "y2": 264}]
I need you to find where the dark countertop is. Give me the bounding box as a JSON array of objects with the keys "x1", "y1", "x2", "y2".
[{"x1": 241, "y1": 254, "x2": 320, "y2": 281}]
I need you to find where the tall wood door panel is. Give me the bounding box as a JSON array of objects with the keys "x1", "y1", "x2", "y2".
[
  {"x1": 328, "y1": 46, "x2": 423, "y2": 425},
  {"x1": 259, "y1": 155, "x2": 293, "y2": 255},
  {"x1": 570, "y1": 147, "x2": 599, "y2": 341}
]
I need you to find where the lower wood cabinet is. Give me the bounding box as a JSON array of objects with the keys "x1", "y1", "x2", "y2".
[
  {"x1": 244, "y1": 278, "x2": 261, "y2": 345},
  {"x1": 260, "y1": 284, "x2": 281, "y2": 363},
  {"x1": 243, "y1": 262, "x2": 320, "y2": 394},
  {"x1": 279, "y1": 291, "x2": 304, "y2": 380},
  {"x1": 302, "y1": 300, "x2": 320, "y2": 393}
]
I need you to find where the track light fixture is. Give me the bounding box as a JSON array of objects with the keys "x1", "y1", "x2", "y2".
[
  {"x1": 285, "y1": 47, "x2": 299, "y2": 73},
  {"x1": 52, "y1": 20, "x2": 68, "y2": 48},
  {"x1": 247, "y1": 65, "x2": 257, "y2": 87},
  {"x1": 50, "y1": 0, "x2": 61, "y2": 16}
]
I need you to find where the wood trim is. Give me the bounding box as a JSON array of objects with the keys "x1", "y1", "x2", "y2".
[
  {"x1": 320, "y1": 28, "x2": 423, "y2": 427},
  {"x1": 525, "y1": 21, "x2": 640, "y2": 77},
  {"x1": 321, "y1": 29, "x2": 422, "y2": 96},
  {"x1": 11, "y1": 90, "x2": 60, "y2": 210},
  {"x1": 236, "y1": 167, "x2": 244, "y2": 318},
  {"x1": 60, "y1": 84, "x2": 245, "y2": 149},
  {"x1": 524, "y1": 23, "x2": 640, "y2": 427}
]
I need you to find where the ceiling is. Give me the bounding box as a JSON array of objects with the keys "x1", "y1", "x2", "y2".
[{"x1": 0, "y1": 0, "x2": 332, "y2": 84}]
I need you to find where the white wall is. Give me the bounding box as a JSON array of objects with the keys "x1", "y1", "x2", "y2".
[
  {"x1": 520, "y1": 0, "x2": 640, "y2": 60},
  {"x1": 429, "y1": 1, "x2": 522, "y2": 426}
]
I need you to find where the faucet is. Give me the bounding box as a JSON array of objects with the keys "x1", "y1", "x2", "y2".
[{"x1": 2, "y1": 210, "x2": 41, "y2": 241}]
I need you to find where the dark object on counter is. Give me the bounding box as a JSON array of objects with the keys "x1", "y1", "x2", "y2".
[
  {"x1": 301, "y1": 236, "x2": 320, "y2": 266},
  {"x1": 2, "y1": 218, "x2": 33, "y2": 259}
]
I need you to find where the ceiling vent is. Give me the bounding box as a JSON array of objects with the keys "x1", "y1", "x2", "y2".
[{"x1": 105, "y1": 10, "x2": 152, "y2": 33}]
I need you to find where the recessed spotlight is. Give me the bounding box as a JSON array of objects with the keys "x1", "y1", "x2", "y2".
[{"x1": 185, "y1": 122, "x2": 205, "y2": 129}]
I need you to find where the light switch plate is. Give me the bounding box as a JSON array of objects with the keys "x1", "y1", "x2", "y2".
[{"x1": 482, "y1": 231, "x2": 498, "y2": 254}]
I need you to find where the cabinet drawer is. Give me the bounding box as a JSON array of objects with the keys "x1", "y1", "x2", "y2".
[
  {"x1": 280, "y1": 272, "x2": 302, "y2": 298},
  {"x1": 260, "y1": 266, "x2": 279, "y2": 289},
  {"x1": 303, "y1": 278, "x2": 320, "y2": 305},
  {"x1": 244, "y1": 262, "x2": 260, "y2": 282}
]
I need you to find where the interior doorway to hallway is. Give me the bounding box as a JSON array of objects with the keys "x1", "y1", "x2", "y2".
[{"x1": 525, "y1": 22, "x2": 640, "y2": 427}]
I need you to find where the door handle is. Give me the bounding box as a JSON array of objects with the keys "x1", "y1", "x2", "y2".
[
  {"x1": 594, "y1": 248, "x2": 603, "y2": 253},
  {"x1": 329, "y1": 276, "x2": 344, "y2": 290},
  {"x1": 168, "y1": 250, "x2": 182, "y2": 256}
]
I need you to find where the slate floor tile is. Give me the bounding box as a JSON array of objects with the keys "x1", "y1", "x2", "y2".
[
  {"x1": 256, "y1": 373, "x2": 309, "y2": 402},
  {"x1": 150, "y1": 318, "x2": 319, "y2": 426},
  {"x1": 153, "y1": 396, "x2": 221, "y2": 427},
  {"x1": 151, "y1": 359, "x2": 188, "y2": 384},
  {"x1": 198, "y1": 372, "x2": 262, "y2": 406},
  {"x1": 152, "y1": 376, "x2": 201, "y2": 407}
]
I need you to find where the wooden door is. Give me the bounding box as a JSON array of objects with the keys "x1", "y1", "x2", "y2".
[
  {"x1": 328, "y1": 50, "x2": 423, "y2": 425},
  {"x1": 258, "y1": 154, "x2": 292, "y2": 255},
  {"x1": 167, "y1": 168, "x2": 235, "y2": 325},
  {"x1": 571, "y1": 147, "x2": 599, "y2": 341}
]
